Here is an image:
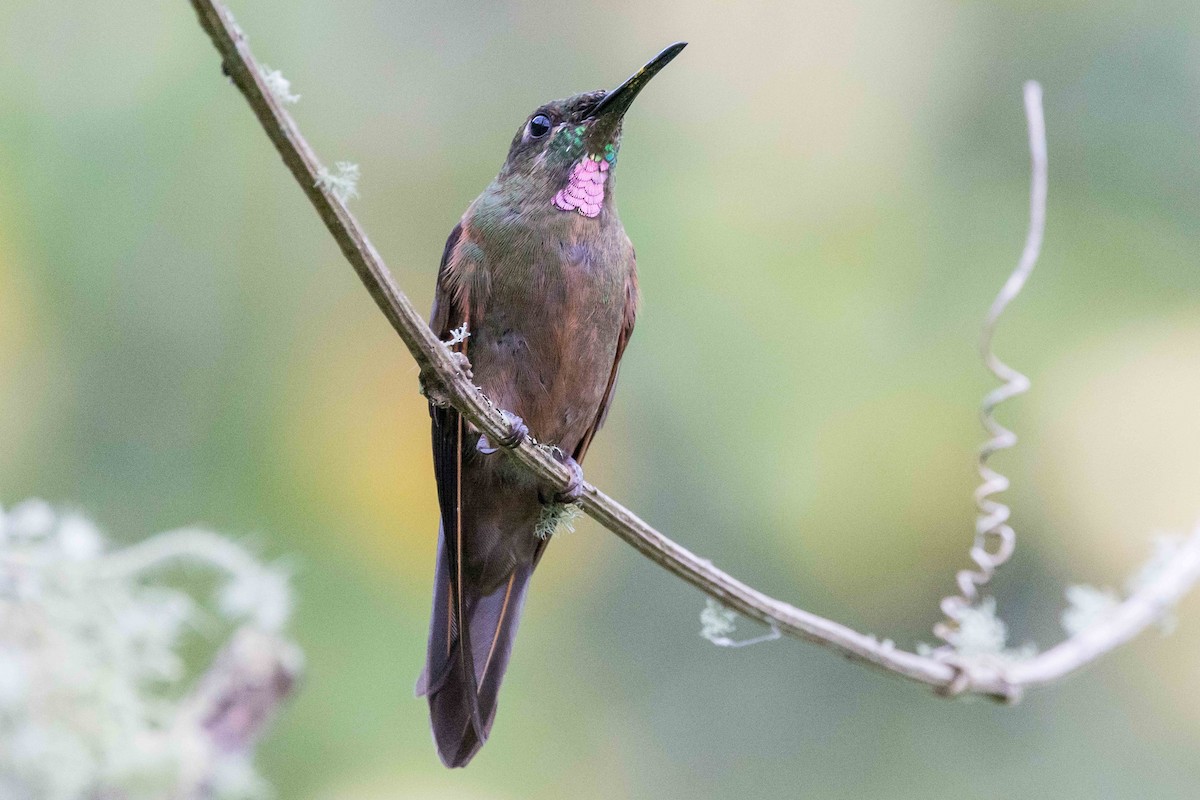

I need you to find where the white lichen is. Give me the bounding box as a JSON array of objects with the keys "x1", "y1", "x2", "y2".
[
  {"x1": 315, "y1": 161, "x2": 360, "y2": 203},
  {"x1": 443, "y1": 323, "x2": 470, "y2": 347},
  {"x1": 1126, "y1": 534, "x2": 1184, "y2": 596},
  {"x1": 940, "y1": 597, "x2": 1036, "y2": 665},
  {"x1": 1055, "y1": 535, "x2": 1187, "y2": 640},
  {"x1": 258, "y1": 64, "x2": 300, "y2": 104},
  {"x1": 700, "y1": 598, "x2": 737, "y2": 642},
  {"x1": 535, "y1": 502, "x2": 582, "y2": 539},
  {"x1": 0, "y1": 500, "x2": 296, "y2": 800},
  {"x1": 1060, "y1": 584, "x2": 1120, "y2": 637},
  {"x1": 220, "y1": 6, "x2": 246, "y2": 43},
  {"x1": 1126, "y1": 534, "x2": 1185, "y2": 633},
  {"x1": 699, "y1": 598, "x2": 781, "y2": 648}
]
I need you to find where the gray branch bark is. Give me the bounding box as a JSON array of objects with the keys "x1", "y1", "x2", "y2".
[{"x1": 186, "y1": 0, "x2": 1200, "y2": 702}]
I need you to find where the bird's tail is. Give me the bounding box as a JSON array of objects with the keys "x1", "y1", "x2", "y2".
[{"x1": 416, "y1": 530, "x2": 534, "y2": 768}]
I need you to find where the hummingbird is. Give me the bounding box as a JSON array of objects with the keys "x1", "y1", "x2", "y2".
[{"x1": 416, "y1": 42, "x2": 687, "y2": 767}]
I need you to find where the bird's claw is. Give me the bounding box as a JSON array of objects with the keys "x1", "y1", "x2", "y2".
[
  {"x1": 448, "y1": 351, "x2": 473, "y2": 380},
  {"x1": 551, "y1": 454, "x2": 585, "y2": 505},
  {"x1": 477, "y1": 411, "x2": 529, "y2": 455},
  {"x1": 496, "y1": 412, "x2": 529, "y2": 448}
]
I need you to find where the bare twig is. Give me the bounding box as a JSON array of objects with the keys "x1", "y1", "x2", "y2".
[
  {"x1": 186, "y1": 0, "x2": 1200, "y2": 701},
  {"x1": 936, "y1": 81, "x2": 1048, "y2": 641}
]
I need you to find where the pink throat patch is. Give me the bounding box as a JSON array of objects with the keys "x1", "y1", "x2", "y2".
[{"x1": 552, "y1": 158, "x2": 609, "y2": 218}]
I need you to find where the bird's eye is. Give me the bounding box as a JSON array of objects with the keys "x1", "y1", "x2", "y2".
[{"x1": 529, "y1": 114, "x2": 552, "y2": 138}]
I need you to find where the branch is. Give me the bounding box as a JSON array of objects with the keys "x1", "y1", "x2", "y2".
[
  {"x1": 186, "y1": 0, "x2": 1200, "y2": 702},
  {"x1": 1011, "y1": 527, "x2": 1200, "y2": 686}
]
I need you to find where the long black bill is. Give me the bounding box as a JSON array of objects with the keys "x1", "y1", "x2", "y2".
[{"x1": 591, "y1": 41, "x2": 688, "y2": 120}]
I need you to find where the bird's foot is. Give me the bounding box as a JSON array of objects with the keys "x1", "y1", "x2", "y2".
[
  {"x1": 476, "y1": 411, "x2": 529, "y2": 455},
  {"x1": 447, "y1": 351, "x2": 473, "y2": 380},
  {"x1": 548, "y1": 451, "x2": 585, "y2": 505}
]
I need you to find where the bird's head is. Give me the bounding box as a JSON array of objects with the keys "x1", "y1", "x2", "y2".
[{"x1": 495, "y1": 42, "x2": 686, "y2": 218}]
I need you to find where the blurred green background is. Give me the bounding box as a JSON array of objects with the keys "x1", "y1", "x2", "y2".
[{"x1": 4, "y1": 0, "x2": 1200, "y2": 797}]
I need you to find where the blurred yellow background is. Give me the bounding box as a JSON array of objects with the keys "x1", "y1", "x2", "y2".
[{"x1": 3, "y1": 0, "x2": 1200, "y2": 797}]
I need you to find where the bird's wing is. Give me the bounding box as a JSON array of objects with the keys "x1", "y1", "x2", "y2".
[
  {"x1": 573, "y1": 253, "x2": 639, "y2": 464},
  {"x1": 425, "y1": 221, "x2": 486, "y2": 739},
  {"x1": 429, "y1": 221, "x2": 468, "y2": 342}
]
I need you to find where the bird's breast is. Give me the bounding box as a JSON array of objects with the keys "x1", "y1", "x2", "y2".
[{"x1": 468, "y1": 216, "x2": 630, "y2": 452}]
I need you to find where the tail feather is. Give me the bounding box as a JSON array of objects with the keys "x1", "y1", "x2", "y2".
[
  {"x1": 428, "y1": 408, "x2": 485, "y2": 740},
  {"x1": 419, "y1": 531, "x2": 534, "y2": 768},
  {"x1": 415, "y1": 531, "x2": 455, "y2": 698}
]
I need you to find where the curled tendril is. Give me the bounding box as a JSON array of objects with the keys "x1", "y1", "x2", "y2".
[{"x1": 937, "y1": 82, "x2": 1047, "y2": 643}]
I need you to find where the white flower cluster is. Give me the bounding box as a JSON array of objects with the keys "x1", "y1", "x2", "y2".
[{"x1": 0, "y1": 499, "x2": 296, "y2": 800}]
